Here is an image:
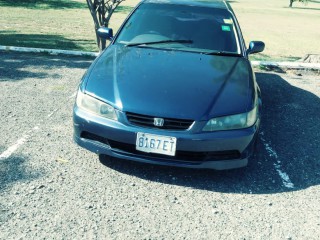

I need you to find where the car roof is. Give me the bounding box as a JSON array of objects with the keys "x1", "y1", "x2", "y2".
[{"x1": 142, "y1": 0, "x2": 230, "y2": 10}]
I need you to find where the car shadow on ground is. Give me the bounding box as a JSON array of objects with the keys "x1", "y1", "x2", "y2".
[
  {"x1": 99, "y1": 72, "x2": 320, "y2": 194},
  {"x1": 0, "y1": 154, "x2": 42, "y2": 192},
  {"x1": 0, "y1": 51, "x2": 93, "y2": 82}
]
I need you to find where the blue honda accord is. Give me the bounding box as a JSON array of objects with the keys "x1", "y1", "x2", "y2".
[{"x1": 73, "y1": 0, "x2": 265, "y2": 170}]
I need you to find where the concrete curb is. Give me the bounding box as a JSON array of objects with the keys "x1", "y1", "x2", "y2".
[
  {"x1": 0, "y1": 45, "x2": 99, "y2": 57},
  {"x1": 251, "y1": 61, "x2": 320, "y2": 70},
  {"x1": 1, "y1": 45, "x2": 319, "y2": 70}
]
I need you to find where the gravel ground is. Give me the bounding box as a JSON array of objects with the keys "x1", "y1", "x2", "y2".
[{"x1": 0, "y1": 52, "x2": 319, "y2": 239}]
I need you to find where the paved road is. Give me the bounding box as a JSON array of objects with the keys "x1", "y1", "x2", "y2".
[{"x1": 0, "y1": 52, "x2": 319, "y2": 239}]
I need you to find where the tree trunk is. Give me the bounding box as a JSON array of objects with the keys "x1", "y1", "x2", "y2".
[
  {"x1": 289, "y1": 0, "x2": 294, "y2": 7},
  {"x1": 101, "y1": 39, "x2": 106, "y2": 51},
  {"x1": 95, "y1": 29, "x2": 101, "y2": 50},
  {"x1": 86, "y1": 0, "x2": 126, "y2": 51},
  {"x1": 86, "y1": 0, "x2": 103, "y2": 51}
]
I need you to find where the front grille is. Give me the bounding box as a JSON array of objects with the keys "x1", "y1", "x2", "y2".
[
  {"x1": 108, "y1": 140, "x2": 240, "y2": 162},
  {"x1": 126, "y1": 112, "x2": 193, "y2": 130}
]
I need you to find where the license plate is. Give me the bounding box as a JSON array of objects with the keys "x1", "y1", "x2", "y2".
[{"x1": 136, "y1": 132, "x2": 177, "y2": 156}]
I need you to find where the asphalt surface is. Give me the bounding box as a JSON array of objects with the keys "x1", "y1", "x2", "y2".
[{"x1": 0, "y1": 51, "x2": 319, "y2": 239}]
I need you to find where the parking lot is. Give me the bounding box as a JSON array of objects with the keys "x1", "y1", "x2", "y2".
[{"x1": 0, "y1": 52, "x2": 319, "y2": 239}]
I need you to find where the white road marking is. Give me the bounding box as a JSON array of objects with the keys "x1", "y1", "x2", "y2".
[
  {"x1": 47, "y1": 92, "x2": 77, "y2": 118},
  {"x1": 0, "y1": 126, "x2": 40, "y2": 161},
  {"x1": 273, "y1": 165, "x2": 294, "y2": 188},
  {"x1": 47, "y1": 108, "x2": 59, "y2": 118},
  {"x1": 260, "y1": 132, "x2": 294, "y2": 189},
  {"x1": 1, "y1": 91, "x2": 76, "y2": 161},
  {"x1": 0, "y1": 136, "x2": 28, "y2": 160},
  {"x1": 68, "y1": 92, "x2": 77, "y2": 99},
  {"x1": 1, "y1": 88, "x2": 76, "y2": 160}
]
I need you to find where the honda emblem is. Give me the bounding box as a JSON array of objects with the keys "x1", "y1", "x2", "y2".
[{"x1": 154, "y1": 118, "x2": 164, "y2": 127}]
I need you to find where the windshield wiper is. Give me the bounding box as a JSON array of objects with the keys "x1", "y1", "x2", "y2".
[
  {"x1": 125, "y1": 39, "x2": 193, "y2": 47},
  {"x1": 204, "y1": 51, "x2": 241, "y2": 57}
]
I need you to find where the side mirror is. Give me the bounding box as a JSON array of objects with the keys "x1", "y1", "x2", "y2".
[
  {"x1": 97, "y1": 27, "x2": 113, "y2": 40},
  {"x1": 247, "y1": 41, "x2": 265, "y2": 55}
]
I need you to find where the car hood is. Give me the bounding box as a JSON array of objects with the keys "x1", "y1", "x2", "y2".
[{"x1": 84, "y1": 45, "x2": 254, "y2": 121}]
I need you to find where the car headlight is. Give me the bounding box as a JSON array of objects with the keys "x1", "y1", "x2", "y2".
[
  {"x1": 76, "y1": 91, "x2": 117, "y2": 120},
  {"x1": 203, "y1": 105, "x2": 258, "y2": 131}
]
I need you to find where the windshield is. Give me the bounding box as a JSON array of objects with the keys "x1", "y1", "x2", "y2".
[{"x1": 115, "y1": 3, "x2": 241, "y2": 54}]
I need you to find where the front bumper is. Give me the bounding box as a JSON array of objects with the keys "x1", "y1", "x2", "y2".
[{"x1": 73, "y1": 107, "x2": 259, "y2": 170}]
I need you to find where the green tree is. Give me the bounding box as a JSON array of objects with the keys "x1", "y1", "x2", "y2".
[{"x1": 86, "y1": 0, "x2": 126, "y2": 50}]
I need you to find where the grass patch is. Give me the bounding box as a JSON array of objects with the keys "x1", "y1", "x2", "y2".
[
  {"x1": 0, "y1": 0, "x2": 319, "y2": 60},
  {"x1": 114, "y1": 5, "x2": 134, "y2": 14},
  {"x1": 0, "y1": 0, "x2": 139, "y2": 52},
  {"x1": 230, "y1": 0, "x2": 320, "y2": 60},
  {"x1": 0, "y1": 31, "x2": 94, "y2": 50},
  {"x1": 0, "y1": 0, "x2": 87, "y2": 9}
]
